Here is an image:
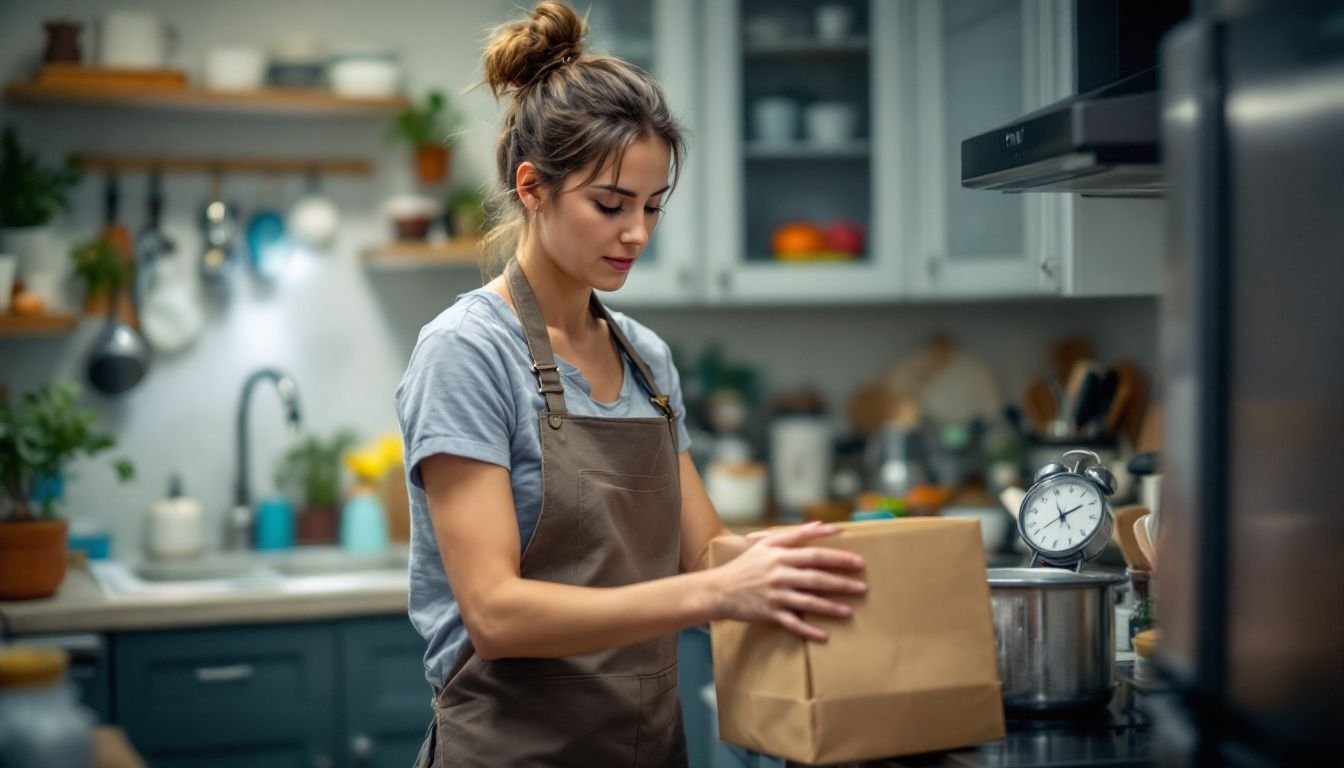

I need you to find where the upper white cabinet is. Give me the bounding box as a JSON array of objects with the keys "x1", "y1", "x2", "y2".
[
  {"x1": 906, "y1": 0, "x2": 1072, "y2": 298},
  {"x1": 588, "y1": 0, "x2": 703, "y2": 306},
  {"x1": 906, "y1": 0, "x2": 1162, "y2": 299},
  {"x1": 602, "y1": 0, "x2": 1160, "y2": 307},
  {"x1": 698, "y1": 0, "x2": 907, "y2": 304}
]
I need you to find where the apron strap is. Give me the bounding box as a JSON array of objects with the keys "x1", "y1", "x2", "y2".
[
  {"x1": 587, "y1": 293, "x2": 675, "y2": 420},
  {"x1": 505, "y1": 258, "x2": 674, "y2": 422},
  {"x1": 505, "y1": 259, "x2": 568, "y2": 416}
]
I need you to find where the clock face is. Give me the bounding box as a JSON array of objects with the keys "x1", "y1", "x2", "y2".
[{"x1": 1019, "y1": 476, "x2": 1105, "y2": 556}]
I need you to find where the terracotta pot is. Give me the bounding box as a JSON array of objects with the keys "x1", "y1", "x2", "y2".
[
  {"x1": 295, "y1": 506, "x2": 338, "y2": 545},
  {"x1": 414, "y1": 144, "x2": 452, "y2": 186},
  {"x1": 0, "y1": 519, "x2": 69, "y2": 600}
]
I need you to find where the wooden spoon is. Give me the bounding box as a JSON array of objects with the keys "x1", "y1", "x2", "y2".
[
  {"x1": 1021, "y1": 377, "x2": 1057, "y2": 436},
  {"x1": 1133, "y1": 514, "x2": 1157, "y2": 567},
  {"x1": 1113, "y1": 504, "x2": 1152, "y2": 571}
]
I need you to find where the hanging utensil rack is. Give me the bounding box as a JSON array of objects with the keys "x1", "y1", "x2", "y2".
[{"x1": 73, "y1": 154, "x2": 373, "y2": 176}]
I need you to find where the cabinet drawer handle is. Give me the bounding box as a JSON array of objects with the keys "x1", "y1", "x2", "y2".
[{"x1": 194, "y1": 663, "x2": 254, "y2": 683}]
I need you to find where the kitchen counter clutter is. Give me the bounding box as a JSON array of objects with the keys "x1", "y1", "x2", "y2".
[
  {"x1": 875, "y1": 673, "x2": 1156, "y2": 768},
  {"x1": 0, "y1": 551, "x2": 410, "y2": 636}
]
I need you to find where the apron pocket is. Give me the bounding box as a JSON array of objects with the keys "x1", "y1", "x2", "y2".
[
  {"x1": 577, "y1": 470, "x2": 679, "y2": 589},
  {"x1": 436, "y1": 673, "x2": 641, "y2": 767},
  {"x1": 635, "y1": 664, "x2": 688, "y2": 768}
]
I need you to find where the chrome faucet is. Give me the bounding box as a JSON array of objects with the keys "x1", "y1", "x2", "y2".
[{"x1": 223, "y1": 367, "x2": 302, "y2": 550}]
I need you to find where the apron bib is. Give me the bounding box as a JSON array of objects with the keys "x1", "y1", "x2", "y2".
[{"x1": 415, "y1": 259, "x2": 687, "y2": 767}]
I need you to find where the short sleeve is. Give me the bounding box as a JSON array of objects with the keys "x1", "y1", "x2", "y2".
[{"x1": 394, "y1": 318, "x2": 516, "y2": 490}]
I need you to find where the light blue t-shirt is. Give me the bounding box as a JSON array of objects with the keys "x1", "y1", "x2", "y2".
[{"x1": 394, "y1": 287, "x2": 691, "y2": 687}]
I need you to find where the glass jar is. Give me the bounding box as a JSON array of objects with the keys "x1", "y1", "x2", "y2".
[{"x1": 0, "y1": 647, "x2": 94, "y2": 767}]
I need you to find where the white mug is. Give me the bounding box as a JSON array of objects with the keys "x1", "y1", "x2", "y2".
[
  {"x1": 815, "y1": 4, "x2": 854, "y2": 42},
  {"x1": 99, "y1": 10, "x2": 175, "y2": 69},
  {"x1": 752, "y1": 97, "x2": 800, "y2": 145},
  {"x1": 804, "y1": 101, "x2": 859, "y2": 146}
]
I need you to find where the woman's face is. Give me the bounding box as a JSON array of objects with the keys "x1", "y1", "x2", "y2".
[{"x1": 533, "y1": 134, "x2": 672, "y2": 294}]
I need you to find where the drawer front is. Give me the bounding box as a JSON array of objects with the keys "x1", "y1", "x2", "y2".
[{"x1": 113, "y1": 622, "x2": 337, "y2": 754}]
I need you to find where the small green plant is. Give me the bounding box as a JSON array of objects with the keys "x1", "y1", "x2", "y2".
[
  {"x1": 70, "y1": 236, "x2": 131, "y2": 296},
  {"x1": 274, "y1": 430, "x2": 359, "y2": 509},
  {"x1": 445, "y1": 185, "x2": 486, "y2": 236},
  {"x1": 0, "y1": 125, "x2": 81, "y2": 228},
  {"x1": 0, "y1": 382, "x2": 134, "y2": 521},
  {"x1": 386, "y1": 90, "x2": 464, "y2": 147}
]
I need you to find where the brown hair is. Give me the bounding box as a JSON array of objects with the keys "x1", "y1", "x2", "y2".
[{"x1": 479, "y1": 0, "x2": 687, "y2": 271}]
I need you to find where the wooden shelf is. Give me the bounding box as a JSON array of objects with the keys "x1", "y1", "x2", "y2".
[
  {"x1": 4, "y1": 81, "x2": 409, "y2": 117},
  {"x1": 75, "y1": 153, "x2": 372, "y2": 176},
  {"x1": 0, "y1": 312, "x2": 79, "y2": 337},
  {"x1": 361, "y1": 239, "x2": 483, "y2": 271}
]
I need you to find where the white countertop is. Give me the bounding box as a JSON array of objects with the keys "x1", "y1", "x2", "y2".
[{"x1": 0, "y1": 562, "x2": 409, "y2": 636}]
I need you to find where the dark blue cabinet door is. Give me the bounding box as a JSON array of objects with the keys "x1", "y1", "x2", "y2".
[
  {"x1": 113, "y1": 622, "x2": 339, "y2": 767},
  {"x1": 341, "y1": 616, "x2": 430, "y2": 768}
]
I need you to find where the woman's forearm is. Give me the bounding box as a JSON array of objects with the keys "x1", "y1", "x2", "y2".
[{"x1": 469, "y1": 568, "x2": 723, "y2": 660}]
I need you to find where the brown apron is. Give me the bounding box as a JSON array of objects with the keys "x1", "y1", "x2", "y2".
[{"x1": 414, "y1": 259, "x2": 687, "y2": 767}]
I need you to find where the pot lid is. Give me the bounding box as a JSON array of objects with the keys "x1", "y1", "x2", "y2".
[{"x1": 987, "y1": 567, "x2": 1126, "y2": 588}]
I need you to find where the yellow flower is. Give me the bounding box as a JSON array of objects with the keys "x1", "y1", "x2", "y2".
[{"x1": 344, "y1": 433, "x2": 405, "y2": 482}]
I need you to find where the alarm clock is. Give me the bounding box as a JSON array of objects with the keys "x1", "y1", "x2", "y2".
[{"x1": 1017, "y1": 449, "x2": 1117, "y2": 571}]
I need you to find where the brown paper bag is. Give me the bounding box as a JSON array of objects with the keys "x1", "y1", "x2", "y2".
[{"x1": 709, "y1": 518, "x2": 1005, "y2": 764}]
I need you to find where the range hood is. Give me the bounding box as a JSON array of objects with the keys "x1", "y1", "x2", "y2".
[
  {"x1": 960, "y1": 1, "x2": 1187, "y2": 197},
  {"x1": 960, "y1": 69, "x2": 1162, "y2": 197}
]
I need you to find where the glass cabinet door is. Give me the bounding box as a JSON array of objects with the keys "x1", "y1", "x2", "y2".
[
  {"x1": 702, "y1": 0, "x2": 906, "y2": 304},
  {"x1": 588, "y1": 0, "x2": 702, "y2": 306},
  {"x1": 907, "y1": 0, "x2": 1073, "y2": 297}
]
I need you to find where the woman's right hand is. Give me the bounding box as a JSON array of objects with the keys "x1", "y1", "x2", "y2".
[{"x1": 708, "y1": 521, "x2": 867, "y2": 642}]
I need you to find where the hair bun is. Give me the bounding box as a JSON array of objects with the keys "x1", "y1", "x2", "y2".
[{"x1": 483, "y1": 1, "x2": 587, "y2": 96}]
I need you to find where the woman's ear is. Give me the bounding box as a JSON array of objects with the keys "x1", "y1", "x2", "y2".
[{"x1": 515, "y1": 161, "x2": 544, "y2": 213}]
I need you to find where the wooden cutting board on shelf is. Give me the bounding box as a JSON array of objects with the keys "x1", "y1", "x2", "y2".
[{"x1": 34, "y1": 65, "x2": 188, "y2": 89}]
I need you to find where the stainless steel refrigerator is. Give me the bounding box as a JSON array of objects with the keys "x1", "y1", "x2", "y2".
[{"x1": 1157, "y1": 1, "x2": 1344, "y2": 765}]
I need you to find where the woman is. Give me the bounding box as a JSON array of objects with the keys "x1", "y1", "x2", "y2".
[{"x1": 397, "y1": 3, "x2": 867, "y2": 765}]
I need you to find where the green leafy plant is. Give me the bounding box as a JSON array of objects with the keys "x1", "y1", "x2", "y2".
[
  {"x1": 386, "y1": 90, "x2": 464, "y2": 147},
  {"x1": 0, "y1": 125, "x2": 81, "y2": 228},
  {"x1": 444, "y1": 185, "x2": 486, "y2": 237},
  {"x1": 274, "y1": 430, "x2": 359, "y2": 509},
  {"x1": 0, "y1": 382, "x2": 134, "y2": 521},
  {"x1": 70, "y1": 237, "x2": 131, "y2": 296}
]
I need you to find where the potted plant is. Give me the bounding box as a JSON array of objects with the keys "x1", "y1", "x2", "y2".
[
  {"x1": 340, "y1": 434, "x2": 404, "y2": 554},
  {"x1": 69, "y1": 235, "x2": 131, "y2": 314},
  {"x1": 274, "y1": 430, "x2": 358, "y2": 544},
  {"x1": 386, "y1": 90, "x2": 464, "y2": 186},
  {"x1": 0, "y1": 382, "x2": 133, "y2": 599},
  {"x1": 443, "y1": 186, "x2": 486, "y2": 241},
  {"x1": 0, "y1": 125, "x2": 81, "y2": 310}
]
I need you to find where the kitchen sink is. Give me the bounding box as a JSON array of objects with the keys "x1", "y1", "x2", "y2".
[
  {"x1": 269, "y1": 548, "x2": 408, "y2": 576},
  {"x1": 88, "y1": 546, "x2": 410, "y2": 598},
  {"x1": 132, "y1": 554, "x2": 275, "y2": 582}
]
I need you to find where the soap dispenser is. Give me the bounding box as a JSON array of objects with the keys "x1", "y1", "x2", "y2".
[{"x1": 144, "y1": 474, "x2": 204, "y2": 561}]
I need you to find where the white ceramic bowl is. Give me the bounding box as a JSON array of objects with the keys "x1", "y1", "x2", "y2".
[
  {"x1": 329, "y1": 58, "x2": 401, "y2": 97},
  {"x1": 204, "y1": 47, "x2": 267, "y2": 91}
]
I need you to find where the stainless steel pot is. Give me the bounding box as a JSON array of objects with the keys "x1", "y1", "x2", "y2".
[{"x1": 988, "y1": 567, "x2": 1125, "y2": 711}]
